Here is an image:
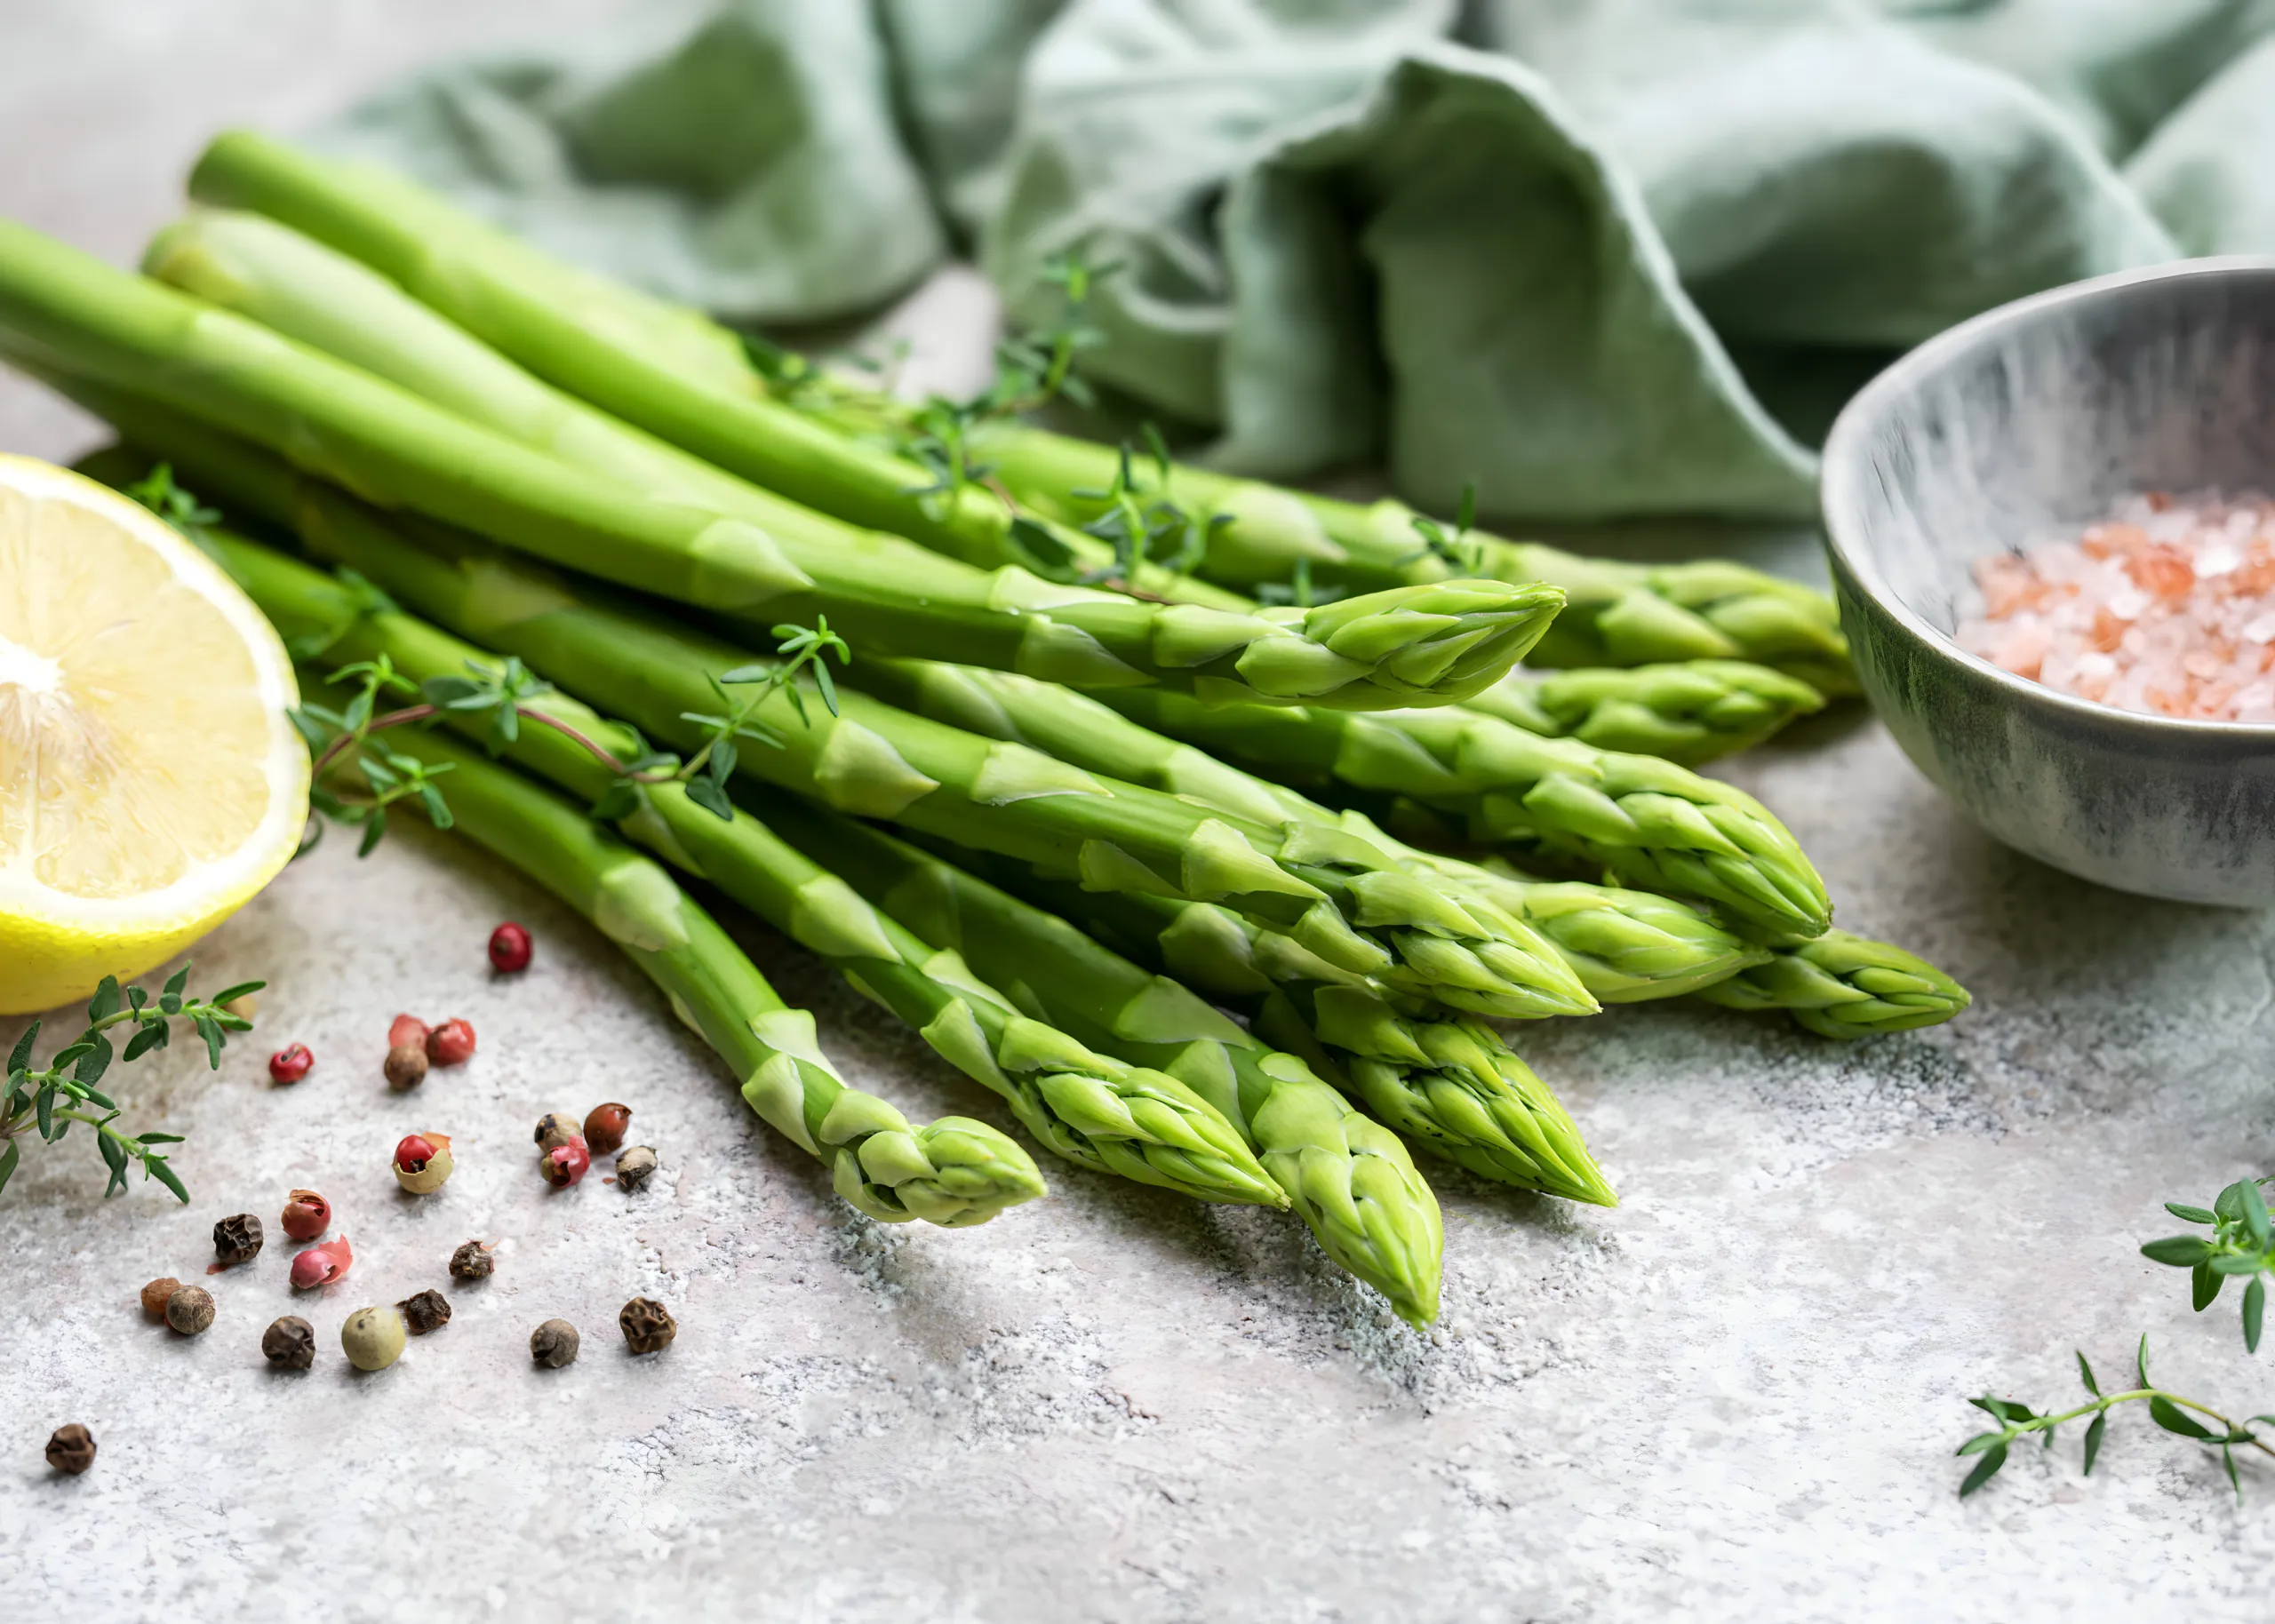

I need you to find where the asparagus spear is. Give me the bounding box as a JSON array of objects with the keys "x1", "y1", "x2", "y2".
[
  {"x1": 180, "y1": 131, "x2": 1118, "y2": 590},
  {"x1": 972, "y1": 425, "x2": 1856, "y2": 694},
  {"x1": 1691, "y1": 929, "x2": 1973, "y2": 1039},
  {"x1": 1085, "y1": 685, "x2": 1832, "y2": 945},
  {"x1": 222, "y1": 541, "x2": 1287, "y2": 1211},
  {"x1": 842, "y1": 657, "x2": 1766, "y2": 1001},
  {"x1": 746, "y1": 797, "x2": 1447, "y2": 1322},
  {"x1": 295, "y1": 716, "x2": 1046, "y2": 1227},
  {"x1": 72, "y1": 393, "x2": 1588, "y2": 1022},
  {"x1": 0, "y1": 219, "x2": 1561, "y2": 712},
  {"x1": 1463, "y1": 661, "x2": 1825, "y2": 766},
  {"x1": 140, "y1": 206, "x2": 1251, "y2": 611}
]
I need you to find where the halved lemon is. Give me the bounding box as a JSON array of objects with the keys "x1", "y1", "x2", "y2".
[{"x1": 0, "y1": 454, "x2": 307, "y2": 1015}]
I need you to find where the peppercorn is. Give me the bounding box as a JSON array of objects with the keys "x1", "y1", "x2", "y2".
[
  {"x1": 267, "y1": 1043, "x2": 314, "y2": 1085},
  {"x1": 530, "y1": 1318, "x2": 579, "y2": 1368},
  {"x1": 449, "y1": 1240, "x2": 494, "y2": 1281},
  {"x1": 213, "y1": 1213, "x2": 263, "y2": 1266},
  {"x1": 583, "y1": 1102, "x2": 633, "y2": 1158},
  {"x1": 533, "y1": 1112, "x2": 582, "y2": 1152},
  {"x1": 340, "y1": 1305, "x2": 407, "y2": 1372},
  {"x1": 140, "y1": 1276, "x2": 183, "y2": 1318},
  {"x1": 164, "y1": 1284, "x2": 216, "y2": 1335},
  {"x1": 387, "y1": 1013, "x2": 430, "y2": 1049},
  {"x1": 44, "y1": 1424, "x2": 95, "y2": 1475},
  {"x1": 619, "y1": 1297, "x2": 676, "y2": 1354},
  {"x1": 290, "y1": 1234, "x2": 354, "y2": 1290},
  {"x1": 425, "y1": 1018, "x2": 476, "y2": 1067},
  {"x1": 489, "y1": 921, "x2": 532, "y2": 974},
  {"x1": 393, "y1": 1132, "x2": 455, "y2": 1195},
  {"x1": 261, "y1": 1316, "x2": 316, "y2": 1370},
  {"x1": 384, "y1": 1043, "x2": 428, "y2": 1092},
  {"x1": 539, "y1": 1140, "x2": 590, "y2": 1189},
  {"x1": 615, "y1": 1145, "x2": 659, "y2": 1192},
  {"x1": 397, "y1": 1289, "x2": 451, "y2": 1335},
  {"x1": 281, "y1": 1189, "x2": 331, "y2": 1242}
]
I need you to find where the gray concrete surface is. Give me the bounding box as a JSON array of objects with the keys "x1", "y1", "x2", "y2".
[{"x1": 5, "y1": 6, "x2": 2272, "y2": 1620}]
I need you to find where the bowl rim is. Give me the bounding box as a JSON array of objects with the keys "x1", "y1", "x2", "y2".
[{"x1": 1821, "y1": 252, "x2": 2275, "y2": 741}]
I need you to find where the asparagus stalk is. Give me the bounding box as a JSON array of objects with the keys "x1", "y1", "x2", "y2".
[
  {"x1": 297, "y1": 716, "x2": 1046, "y2": 1226},
  {"x1": 75, "y1": 394, "x2": 1588, "y2": 1022},
  {"x1": 972, "y1": 425, "x2": 1856, "y2": 694},
  {"x1": 747, "y1": 797, "x2": 1447, "y2": 1322},
  {"x1": 1691, "y1": 929, "x2": 1973, "y2": 1039},
  {"x1": 223, "y1": 539, "x2": 1287, "y2": 1211},
  {"x1": 1085, "y1": 685, "x2": 1832, "y2": 945},
  {"x1": 1463, "y1": 661, "x2": 1825, "y2": 766},
  {"x1": 140, "y1": 206, "x2": 1249, "y2": 611},
  {"x1": 842, "y1": 657, "x2": 1767, "y2": 1001},
  {"x1": 0, "y1": 219, "x2": 1561, "y2": 712}
]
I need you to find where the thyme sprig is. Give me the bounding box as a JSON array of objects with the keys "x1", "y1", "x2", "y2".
[
  {"x1": 122, "y1": 462, "x2": 225, "y2": 565},
  {"x1": 1956, "y1": 1337, "x2": 2275, "y2": 1500},
  {"x1": 1400, "y1": 481, "x2": 1484, "y2": 576},
  {"x1": 2142, "y1": 1177, "x2": 2275, "y2": 1351},
  {"x1": 291, "y1": 620, "x2": 850, "y2": 853},
  {"x1": 1, "y1": 967, "x2": 261, "y2": 1203},
  {"x1": 1074, "y1": 426, "x2": 1230, "y2": 590}
]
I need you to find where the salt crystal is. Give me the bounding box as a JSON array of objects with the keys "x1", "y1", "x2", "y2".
[{"x1": 1958, "y1": 491, "x2": 2275, "y2": 722}]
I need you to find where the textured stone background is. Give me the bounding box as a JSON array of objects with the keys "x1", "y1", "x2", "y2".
[{"x1": 5, "y1": 6, "x2": 2272, "y2": 1620}]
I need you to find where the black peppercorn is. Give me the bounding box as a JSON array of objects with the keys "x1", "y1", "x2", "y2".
[
  {"x1": 262, "y1": 1316, "x2": 316, "y2": 1370},
  {"x1": 615, "y1": 1145, "x2": 659, "y2": 1192},
  {"x1": 619, "y1": 1297, "x2": 676, "y2": 1354},
  {"x1": 449, "y1": 1240, "x2": 494, "y2": 1281},
  {"x1": 213, "y1": 1213, "x2": 264, "y2": 1266},
  {"x1": 397, "y1": 1289, "x2": 451, "y2": 1335},
  {"x1": 44, "y1": 1423, "x2": 95, "y2": 1475},
  {"x1": 531, "y1": 1318, "x2": 579, "y2": 1367}
]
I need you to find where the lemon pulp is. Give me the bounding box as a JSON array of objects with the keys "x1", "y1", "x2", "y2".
[{"x1": 0, "y1": 455, "x2": 307, "y2": 1014}]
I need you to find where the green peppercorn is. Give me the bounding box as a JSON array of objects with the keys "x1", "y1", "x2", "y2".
[
  {"x1": 262, "y1": 1316, "x2": 316, "y2": 1370},
  {"x1": 44, "y1": 1424, "x2": 95, "y2": 1475},
  {"x1": 340, "y1": 1305, "x2": 407, "y2": 1371},
  {"x1": 530, "y1": 1318, "x2": 579, "y2": 1368},
  {"x1": 397, "y1": 1289, "x2": 451, "y2": 1335},
  {"x1": 164, "y1": 1285, "x2": 215, "y2": 1335},
  {"x1": 619, "y1": 1297, "x2": 676, "y2": 1355},
  {"x1": 533, "y1": 1112, "x2": 581, "y2": 1152}
]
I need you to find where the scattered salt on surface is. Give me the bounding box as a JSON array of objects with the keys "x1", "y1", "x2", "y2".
[{"x1": 1955, "y1": 491, "x2": 2275, "y2": 721}]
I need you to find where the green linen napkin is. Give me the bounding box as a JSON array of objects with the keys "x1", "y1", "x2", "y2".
[{"x1": 316, "y1": 0, "x2": 2275, "y2": 522}]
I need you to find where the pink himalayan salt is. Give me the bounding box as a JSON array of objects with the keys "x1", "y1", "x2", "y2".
[{"x1": 1955, "y1": 492, "x2": 2275, "y2": 722}]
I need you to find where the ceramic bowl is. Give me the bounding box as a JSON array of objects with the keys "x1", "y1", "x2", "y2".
[{"x1": 1820, "y1": 257, "x2": 2275, "y2": 904}]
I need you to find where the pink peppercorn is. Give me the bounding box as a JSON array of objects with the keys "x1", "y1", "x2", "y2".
[
  {"x1": 426, "y1": 1018, "x2": 476, "y2": 1068},
  {"x1": 395, "y1": 1134, "x2": 438, "y2": 1173},
  {"x1": 387, "y1": 1013, "x2": 430, "y2": 1050},
  {"x1": 289, "y1": 1234, "x2": 354, "y2": 1290},
  {"x1": 539, "y1": 1141, "x2": 590, "y2": 1189},
  {"x1": 281, "y1": 1189, "x2": 330, "y2": 1242},
  {"x1": 488, "y1": 922, "x2": 532, "y2": 975},
  {"x1": 267, "y1": 1044, "x2": 313, "y2": 1085}
]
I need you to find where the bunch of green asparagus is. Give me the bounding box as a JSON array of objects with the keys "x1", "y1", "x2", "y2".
[{"x1": 0, "y1": 131, "x2": 1968, "y2": 1327}]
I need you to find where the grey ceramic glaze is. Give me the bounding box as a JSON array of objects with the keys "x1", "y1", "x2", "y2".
[{"x1": 1821, "y1": 258, "x2": 2275, "y2": 905}]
